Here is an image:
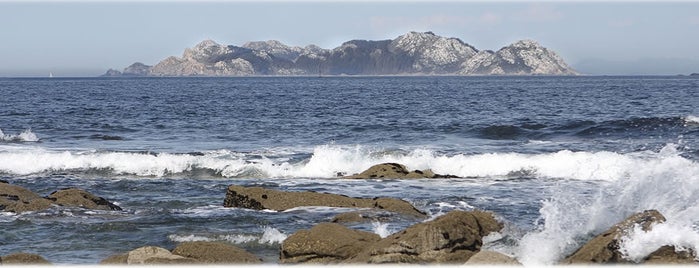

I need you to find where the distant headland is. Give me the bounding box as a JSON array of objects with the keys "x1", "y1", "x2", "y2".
[{"x1": 103, "y1": 31, "x2": 578, "y2": 77}]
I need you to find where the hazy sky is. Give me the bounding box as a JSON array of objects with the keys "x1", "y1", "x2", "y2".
[{"x1": 1, "y1": 1, "x2": 698, "y2": 76}]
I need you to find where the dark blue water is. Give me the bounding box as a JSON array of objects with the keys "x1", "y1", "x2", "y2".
[{"x1": 1, "y1": 76, "x2": 698, "y2": 264}]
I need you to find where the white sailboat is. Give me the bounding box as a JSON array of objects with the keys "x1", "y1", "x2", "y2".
[{"x1": 49, "y1": 72, "x2": 54, "y2": 78}]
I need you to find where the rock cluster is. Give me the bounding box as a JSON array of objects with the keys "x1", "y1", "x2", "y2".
[
  {"x1": 0, "y1": 253, "x2": 52, "y2": 265},
  {"x1": 104, "y1": 31, "x2": 577, "y2": 76},
  {"x1": 0, "y1": 181, "x2": 121, "y2": 213}
]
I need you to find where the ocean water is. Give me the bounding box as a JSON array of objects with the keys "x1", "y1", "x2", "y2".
[{"x1": 0, "y1": 76, "x2": 698, "y2": 264}]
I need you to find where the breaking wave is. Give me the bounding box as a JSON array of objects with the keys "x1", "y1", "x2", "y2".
[
  {"x1": 167, "y1": 227, "x2": 287, "y2": 245},
  {"x1": 0, "y1": 128, "x2": 39, "y2": 142},
  {"x1": 0, "y1": 144, "x2": 695, "y2": 183}
]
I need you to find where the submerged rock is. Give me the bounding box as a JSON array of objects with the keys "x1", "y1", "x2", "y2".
[
  {"x1": 171, "y1": 241, "x2": 263, "y2": 264},
  {"x1": 0, "y1": 183, "x2": 52, "y2": 213},
  {"x1": 47, "y1": 188, "x2": 122, "y2": 211},
  {"x1": 281, "y1": 223, "x2": 381, "y2": 264},
  {"x1": 348, "y1": 210, "x2": 503, "y2": 264},
  {"x1": 343, "y1": 163, "x2": 458, "y2": 179},
  {"x1": 563, "y1": 209, "x2": 666, "y2": 264},
  {"x1": 223, "y1": 185, "x2": 426, "y2": 218},
  {"x1": 1, "y1": 253, "x2": 51, "y2": 264}
]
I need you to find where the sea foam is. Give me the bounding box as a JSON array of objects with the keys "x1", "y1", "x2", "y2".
[
  {"x1": 168, "y1": 226, "x2": 287, "y2": 245},
  {"x1": 0, "y1": 144, "x2": 696, "y2": 183},
  {"x1": 0, "y1": 128, "x2": 39, "y2": 142}
]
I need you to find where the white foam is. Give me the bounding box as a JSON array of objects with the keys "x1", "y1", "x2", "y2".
[
  {"x1": 0, "y1": 128, "x2": 39, "y2": 142},
  {"x1": 168, "y1": 227, "x2": 286, "y2": 245},
  {"x1": 0, "y1": 144, "x2": 696, "y2": 183},
  {"x1": 372, "y1": 221, "x2": 396, "y2": 238},
  {"x1": 514, "y1": 143, "x2": 699, "y2": 265},
  {"x1": 684, "y1": 115, "x2": 699, "y2": 125}
]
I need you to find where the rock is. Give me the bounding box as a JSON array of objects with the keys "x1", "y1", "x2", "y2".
[
  {"x1": 344, "y1": 163, "x2": 458, "y2": 179},
  {"x1": 348, "y1": 210, "x2": 503, "y2": 264},
  {"x1": 563, "y1": 209, "x2": 666, "y2": 264},
  {"x1": 99, "y1": 253, "x2": 128, "y2": 264},
  {"x1": 643, "y1": 245, "x2": 696, "y2": 264},
  {"x1": 1, "y1": 253, "x2": 51, "y2": 264},
  {"x1": 465, "y1": 250, "x2": 521, "y2": 265},
  {"x1": 46, "y1": 188, "x2": 121, "y2": 211},
  {"x1": 171, "y1": 241, "x2": 262, "y2": 264},
  {"x1": 224, "y1": 185, "x2": 426, "y2": 218},
  {"x1": 0, "y1": 183, "x2": 52, "y2": 213},
  {"x1": 331, "y1": 211, "x2": 370, "y2": 223},
  {"x1": 281, "y1": 223, "x2": 381, "y2": 264},
  {"x1": 126, "y1": 246, "x2": 193, "y2": 264}
]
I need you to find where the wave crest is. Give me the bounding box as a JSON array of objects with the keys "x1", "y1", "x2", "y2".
[{"x1": 0, "y1": 128, "x2": 39, "y2": 142}]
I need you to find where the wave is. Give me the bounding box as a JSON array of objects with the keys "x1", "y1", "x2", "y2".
[
  {"x1": 167, "y1": 226, "x2": 287, "y2": 245},
  {"x1": 0, "y1": 128, "x2": 39, "y2": 142},
  {"x1": 0, "y1": 144, "x2": 696, "y2": 182},
  {"x1": 475, "y1": 116, "x2": 693, "y2": 140},
  {"x1": 514, "y1": 143, "x2": 699, "y2": 265}
]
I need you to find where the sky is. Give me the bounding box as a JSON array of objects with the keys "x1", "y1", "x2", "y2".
[{"x1": 1, "y1": 0, "x2": 698, "y2": 76}]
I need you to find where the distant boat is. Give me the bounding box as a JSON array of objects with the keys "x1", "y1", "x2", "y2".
[{"x1": 49, "y1": 72, "x2": 54, "y2": 78}]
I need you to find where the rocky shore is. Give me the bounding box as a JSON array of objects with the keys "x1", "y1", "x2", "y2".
[{"x1": 1, "y1": 164, "x2": 697, "y2": 265}]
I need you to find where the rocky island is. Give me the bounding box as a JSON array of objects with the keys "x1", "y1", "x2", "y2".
[{"x1": 103, "y1": 31, "x2": 577, "y2": 77}]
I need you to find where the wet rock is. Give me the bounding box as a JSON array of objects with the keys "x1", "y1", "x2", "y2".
[
  {"x1": 643, "y1": 245, "x2": 697, "y2": 264},
  {"x1": 1, "y1": 253, "x2": 51, "y2": 264},
  {"x1": 46, "y1": 188, "x2": 122, "y2": 211},
  {"x1": 224, "y1": 185, "x2": 426, "y2": 218},
  {"x1": 563, "y1": 209, "x2": 666, "y2": 264},
  {"x1": 331, "y1": 211, "x2": 371, "y2": 223},
  {"x1": 348, "y1": 210, "x2": 503, "y2": 264},
  {"x1": 344, "y1": 163, "x2": 458, "y2": 179},
  {"x1": 281, "y1": 223, "x2": 381, "y2": 264},
  {"x1": 464, "y1": 250, "x2": 521, "y2": 265},
  {"x1": 171, "y1": 241, "x2": 262, "y2": 264},
  {"x1": 126, "y1": 246, "x2": 193, "y2": 264},
  {"x1": 0, "y1": 183, "x2": 52, "y2": 213}
]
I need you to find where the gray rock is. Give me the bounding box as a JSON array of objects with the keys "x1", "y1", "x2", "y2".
[
  {"x1": 126, "y1": 246, "x2": 191, "y2": 264},
  {"x1": 46, "y1": 188, "x2": 122, "y2": 211},
  {"x1": 280, "y1": 223, "x2": 381, "y2": 264},
  {"x1": 348, "y1": 210, "x2": 503, "y2": 264},
  {"x1": 223, "y1": 185, "x2": 426, "y2": 218},
  {"x1": 563, "y1": 209, "x2": 666, "y2": 264},
  {"x1": 0, "y1": 183, "x2": 52, "y2": 213},
  {"x1": 171, "y1": 241, "x2": 262, "y2": 264}
]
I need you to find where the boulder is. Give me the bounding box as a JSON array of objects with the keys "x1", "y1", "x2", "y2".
[
  {"x1": 1, "y1": 253, "x2": 51, "y2": 264},
  {"x1": 281, "y1": 223, "x2": 381, "y2": 264},
  {"x1": 46, "y1": 188, "x2": 122, "y2": 211},
  {"x1": 348, "y1": 210, "x2": 503, "y2": 264},
  {"x1": 224, "y1": 185, "x2": 426, "y2": 218},
  {"x1": 343, "y1": 163, "x2": 458, "y2": 179},
  {"x1": 171, "y1": 241, "x2": 262, "y2": 264},
  {"x1": 464, "y1": 250, "x2": 521, "y2": 265},
  {"x1": 126, "y1": 246, "x2": 194, "y2": 264},
  {"x1": 563, "y1": 209, "x2": 666, "y2": 264},
  {"x1": 331, "y1": 211, "x2": 371, "y2": 223},
  {"x1": 643, "y1": 245, "x2": 696, "y2": 264},
  {"x1": 0, "y1": 183, "x2": 52, "y2": 213}
]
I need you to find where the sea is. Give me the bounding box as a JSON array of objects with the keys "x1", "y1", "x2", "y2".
[{"x1": 1, "y1": 76, "x2": 698, "y2": 264}]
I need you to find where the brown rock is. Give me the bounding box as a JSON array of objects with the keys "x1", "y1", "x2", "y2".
[
  {"x1": 348, "y1": 210, "x2": 503, "y2": 264},
  {"x1": 465, "y1": 250, "x2": 521, "y2": 265},
  {"x1": 0, "y1": 183, "x2": 52, "y2": 213},
  {"x1": 46, "y1": 188, "x2": 122, "y2": 211},
  {"x1": 344, "y1": 163, "x2": 458, "y2": 179},
  {"x1": 1, "y1": 253, "x2": 51, "y2": 264},
  {"x1": 331, "y1": 211, "x2": 369, "y2": 223},
  {"x1": 99, "y1": 253, "x2": 128, "y2": 264},
  {"x1": 281, "y1": 222, "x2": 382, "y2": 264},
  {"x1": 224, "y1": 185, "x2": 426, "y2": 218},
  {"x1": 171, "y1": 241, "x2": 262, "y2": 264},
  {"x1": 563, "y1": 209, "x2": 666, "y2": 264},
  {"x1": 643, "y1": 245, "x2": 697, "y2": 264}
]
